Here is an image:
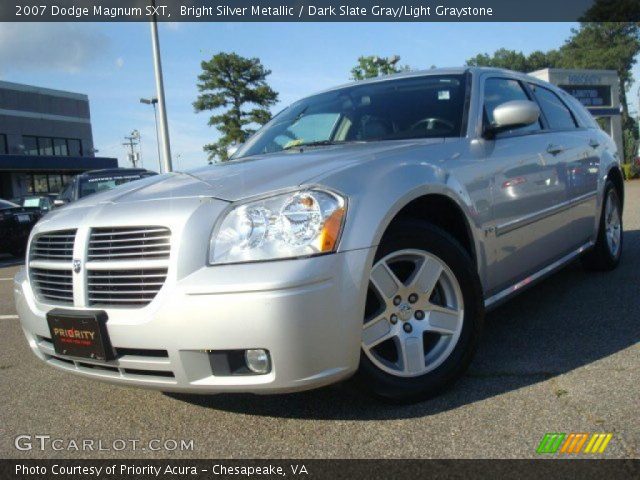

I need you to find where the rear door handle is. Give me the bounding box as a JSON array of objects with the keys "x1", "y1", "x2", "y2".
[
  {"x1": 589, "y1": 139, "x2": 600, "y2": 149},
  {"x1": 546, "y1": 144, "x2": 564, "y2": 155}
]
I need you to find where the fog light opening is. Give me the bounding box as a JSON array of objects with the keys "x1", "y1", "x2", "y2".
[{"x1": 245, "y1": 349, "x2": 271, "y2": 374}]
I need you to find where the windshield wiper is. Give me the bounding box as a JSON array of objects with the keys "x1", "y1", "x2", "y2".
[{"x1": 282, "y1": 140, "x2": 341, "y2": 151}]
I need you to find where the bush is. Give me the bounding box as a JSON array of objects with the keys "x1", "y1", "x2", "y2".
[{"x1": 622, "y1": 162, "x2": 640, "y2": 180}]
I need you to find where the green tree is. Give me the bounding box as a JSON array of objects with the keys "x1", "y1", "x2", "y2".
[
  {"x1": 465, "y1": 48, "x2": 561, "y2": 72},
  {"x1": 351, "y1": 55, "x2": 409, "y2": 80},
  {"x1": 194, "y1": 52, "x2": 278, "y2": 162},
  {"x1": 557, "y1": 22, "x2": 640, "y2": 161}
]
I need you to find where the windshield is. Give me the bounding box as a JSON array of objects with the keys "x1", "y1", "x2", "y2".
[
  {"x1": 235, "y1": 74, "x2": 467, "y2": 159},
  {"x1": 79, "y1": 174, "x2": 145, "y2": 198}
]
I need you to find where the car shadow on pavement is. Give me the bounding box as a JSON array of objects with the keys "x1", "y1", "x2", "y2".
[{"x1": 167, "y1": 229, "x2": 640, "y2": 420}]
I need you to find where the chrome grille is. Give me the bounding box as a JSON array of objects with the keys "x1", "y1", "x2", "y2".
[
  {"x1": 30, "y1": 268, "x2": 74, "y2": 304},
  {"x1": 87, "y1": 268, "x2": 168, "y2": 307},
  {"x1": 88, "y1": 227, "x2": 171, "y2": 261},
  {"x1": 30, "y1": 230, "x2": 76, "y2": 261}
]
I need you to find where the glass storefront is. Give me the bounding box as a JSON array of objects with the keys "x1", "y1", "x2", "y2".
[{"x1": 17, "y1": 173, "x2": 73, "y2": 195}]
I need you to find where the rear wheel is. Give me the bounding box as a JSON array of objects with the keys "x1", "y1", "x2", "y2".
[
  {"x1": 355, "y1": 221, "x2": 484, "y2": 403},
  {"x1": 581, "y1": 181, "x2": 622, "y2": 271}
]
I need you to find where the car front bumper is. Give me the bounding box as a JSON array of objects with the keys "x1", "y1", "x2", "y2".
[{"x1": 14, "y1": 248, "x2": 373, "y2": 394}]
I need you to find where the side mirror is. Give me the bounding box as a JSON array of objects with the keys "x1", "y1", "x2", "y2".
[
  {"x1": 484, "y1": 100, "x2": 540, "y2": 138},
  {"x1": 53, "y1": 199, "x2": 67, "y2": 208}
]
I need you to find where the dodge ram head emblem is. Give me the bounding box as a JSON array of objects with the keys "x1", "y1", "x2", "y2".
[{"x1": 72, "y1": 259, "x2": 82, "y2": 274}]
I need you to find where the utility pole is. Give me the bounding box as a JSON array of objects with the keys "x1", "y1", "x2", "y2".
[
  {"x1": 150, "y1": 0, "x2": 173, "y2": 172},
  {"x1": 123, "y1": 130, "x2": 141, "y2": 168}
]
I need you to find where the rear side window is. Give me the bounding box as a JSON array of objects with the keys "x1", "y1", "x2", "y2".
[
  {"x1": 483, "y1": 78, "x2": 541, "y2": 134},
  {"x1": 560, "y1": 92, "x2": 599, "y2": 129},
  {"x1": 529, "y1": 84, "x2": 577, "y2": 130}
]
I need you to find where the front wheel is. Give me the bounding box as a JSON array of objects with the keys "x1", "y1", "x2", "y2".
[{"x1": 355, "y1": 221, "x2": 484, "y2": 403}]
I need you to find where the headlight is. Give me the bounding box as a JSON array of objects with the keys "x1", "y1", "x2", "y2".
[{"x1": 209, "y1": 188, "x2": 347, "y2": 264}]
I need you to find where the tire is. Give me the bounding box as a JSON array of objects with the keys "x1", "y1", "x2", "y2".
[
  {"x1": 354, "y1": 220, "x2": 484, "y2": 403},
  {"x1": 8, "y1": 246, "x2": 25, "y2": 259},
  {"x1": 581, "y1": 181, "x2": 623, "y2": 271}
]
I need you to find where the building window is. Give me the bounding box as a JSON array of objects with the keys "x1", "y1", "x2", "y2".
[
  {"x1": 23, "y1": 136, "x2": 39, "y2": 156},
  {"x1": 53, "y1": 138, "x2": 68, "y2": 156},
  {"x1": 47, "y1": 175, "x2": 63, "y2": 193},
  {"x1": 0, "y1": 134, "x2": 7, "y2": 154},
  {"x1": 33, "y1": 175, "x2": 49, "y2": 193},
  {"x1": 21, "y1": 136, "x2": 84, "y2": 157},
  {"x1": 38, "y1": 137, "x2": 54, "y2": 156},
  {"x1": 19, "y1": 173, "x2": 68, "y2": 194},
  {"x1": 68, "y1": 138, "x2": 82, "y2": 156}
]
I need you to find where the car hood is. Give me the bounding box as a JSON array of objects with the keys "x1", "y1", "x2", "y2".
[
  {"x1": 58, "y1": 139, "x2": 444, "y2": 211},
  {"x1": 188, "y1": 139, "x2": 444, "y2": 201}
]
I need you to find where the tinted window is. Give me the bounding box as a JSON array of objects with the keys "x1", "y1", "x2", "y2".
[
  {"x1": 529, "y1": 84, "x2": 577, "y2": 130},
  {"x1": 23, "y1": 136, "x2": 38, "y2": 156},
  {"x1": 236, "y1": 75, "x2": 467, "y2": 158},
  {"x1": 38, "y1": 137, "x2": 54, "y2": 156},
  {"x1": 59, "y1": 181, "x2": 74, "y2": 201},
  {"x1": 484, "y1": 78, "x2": 540, "y2": 134},
  {"x1": 33, "y1": 175, "x2": 48, "y2": 193},
  {"x1": 53, "y1": 138, "x2": 68, "y2": 156},
  {"x1": 0, "y1": 134, "x2": 6, "y2": 154},
  {"x1": 560, "y1": 91, "x2": 599, "y2": 129},
  {"x1": 68, "y1": 139, "x2": 82, "y2": 156},
  {"x1": 48, "y1": 174, "x2": 63, "y2": 193}
]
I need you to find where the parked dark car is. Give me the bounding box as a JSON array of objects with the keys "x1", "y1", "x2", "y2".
[
  {"x1": 54, "y1": 168, "x2": 157, "y2": 206},
  {"x1": 0, "y1": 199, "x2": 40, "y2": 257}
]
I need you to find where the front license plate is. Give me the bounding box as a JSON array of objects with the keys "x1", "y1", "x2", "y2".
[
  {"x1": 17, "y1": 214, "x2": 30, "y2": 223},
  {"x1": 46, "y1": 309, "x2": 114, "y2": 361}
]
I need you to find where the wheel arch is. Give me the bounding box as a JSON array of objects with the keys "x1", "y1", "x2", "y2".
[
  {"x1": 606, "y1": 165, "x2": 624, "y2": 213},
  {"x1": 378, "y1": 191, "x2": 479, "y2": 267}
]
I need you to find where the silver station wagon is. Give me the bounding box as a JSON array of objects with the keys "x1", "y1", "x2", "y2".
[{"x1": 15, "y1": 67, "x2": 623, "y2": 402}]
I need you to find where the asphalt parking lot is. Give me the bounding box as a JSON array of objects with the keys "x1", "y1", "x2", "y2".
[{"x1": 0, "y1": 182, "x2": 638, "y2": 459}]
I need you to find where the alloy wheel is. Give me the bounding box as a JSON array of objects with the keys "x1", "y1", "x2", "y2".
[
  {"x1": 604, "y1": 190, "x2": 621, "y2": 258},
  {"x1": 362, "y1": 249, "x2": 464, "y2": 377}
]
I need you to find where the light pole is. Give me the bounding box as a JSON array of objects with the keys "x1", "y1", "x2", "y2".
[
  {"x1": 149, "y1": 0, "x2": 172, "y2": 172},
  {"x1": 140, "y1": 97, "x2": 162, "y2": 173}
]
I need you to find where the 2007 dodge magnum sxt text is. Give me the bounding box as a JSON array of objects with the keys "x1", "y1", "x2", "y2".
[{"x1": 15, "y1": 68, "x2": 623, "y2": 402}]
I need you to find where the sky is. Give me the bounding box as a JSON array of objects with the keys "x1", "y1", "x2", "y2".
[{"x1": 1, "y1": 22, "x2": 638, "y2": 171}]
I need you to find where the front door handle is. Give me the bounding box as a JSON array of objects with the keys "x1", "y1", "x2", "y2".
[
  {"x1": 546, "y1": 144, "x2": 564, "y2": 155},
  {"x1": 589, "y1": 139, "x2": 600, "y2": 149}
]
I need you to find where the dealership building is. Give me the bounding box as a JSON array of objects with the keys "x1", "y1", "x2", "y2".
[
  {"x1": 529, "y1": 68, "x2": 624, "y2": 156},
  {"x1": 0, "y1": 80, "x2": 117, "y2": 200}
]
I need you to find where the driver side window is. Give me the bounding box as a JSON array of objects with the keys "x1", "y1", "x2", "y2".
[{"x1": 484, "y1": 78, "x2": 541, "y2": 135}]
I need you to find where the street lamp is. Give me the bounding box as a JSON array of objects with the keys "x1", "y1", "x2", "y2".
[
  {"x1": 149, "y1": 0, "x2": 172, "y2": 172},
  {"x1": 140, "y1": 97, "x2": 162, "y2": 173}
]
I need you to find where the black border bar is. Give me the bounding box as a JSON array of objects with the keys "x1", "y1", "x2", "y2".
[
  {"x1": 2, "y1": 459, "x2": 640, "y2": 479},
  {"x1": 2, "y1": 0, "x2": 640, "y2": 22}
]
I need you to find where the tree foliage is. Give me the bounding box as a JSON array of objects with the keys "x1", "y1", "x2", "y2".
[
  {"x1": 351, "y1": 55, "x2": 409, "y2": 80},
  {"x1": 194, "y1": 52, "x2": 278, "y2": 162},
  {"x1": 466, "y1": 48, "x2": 562, "y2": 73}
]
